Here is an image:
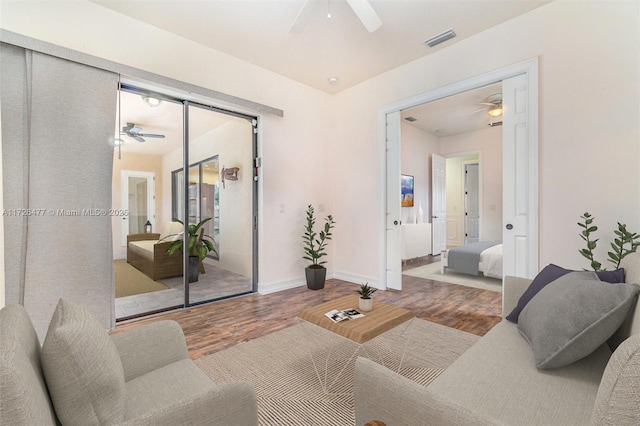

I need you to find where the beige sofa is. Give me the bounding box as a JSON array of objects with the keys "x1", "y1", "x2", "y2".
[
  {"x1": 355, "y1": 253, "x2": 640, "y2": 425},
  {"x1": 0, "y1": 299, "x2": 257, "y2": 425},
  {"x1": 127, "y1": 221, "x2": 203, "y2": 281}
]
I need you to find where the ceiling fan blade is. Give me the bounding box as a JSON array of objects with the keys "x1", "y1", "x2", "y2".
[
  {"x1": 346, "y1": 0, "x2": 382, "y2": 32},
  {"x1": 137, "y1": 133, "x2": 165, "y2": 139},
  {"x1": 289, "y1": 0, "x2": 312, "y2": 34}
]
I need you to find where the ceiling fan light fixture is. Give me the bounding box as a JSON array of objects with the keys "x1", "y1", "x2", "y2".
[
  {"x1": 424, "y1": 28, "x2": 456, "y2": 48},
  {"x1": 488, "y1": 104, "x2": 503, "y2": 117}
]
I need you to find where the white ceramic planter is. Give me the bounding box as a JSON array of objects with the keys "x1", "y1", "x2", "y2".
[{"x1": 359, "y1": 297, "x2": 373, "y2": 312}]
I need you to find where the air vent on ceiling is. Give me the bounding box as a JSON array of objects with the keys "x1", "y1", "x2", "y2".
[
  {"x1": 404, "y1": 116, "x2": 418, "y2": 122},
  {"x1": 424, "y1": 29, "x2": 456, "y2": 48},
  {"x1": 488, "y1": 121, "x2": 503, "y2": 127}
]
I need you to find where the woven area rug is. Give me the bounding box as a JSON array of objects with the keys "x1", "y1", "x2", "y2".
[
  {"x1": 196, "y1": 318, "x2": 479, "y2": 425},
  {"x1": 403, "y1": 260, "x2": 502, "y2": 292},
  {"x1": 113, "y1": 259, "x2": 169, "y2": 298}
]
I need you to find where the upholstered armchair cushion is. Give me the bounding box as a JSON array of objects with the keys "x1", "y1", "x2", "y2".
[
  {"x1": 41, "y1": 298, "x2": 126, "y2": 425},
  {"x1": 0, "y1": 305, "x2": 58, "y2": 425}
]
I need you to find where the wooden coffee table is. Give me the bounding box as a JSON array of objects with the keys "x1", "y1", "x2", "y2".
[{"x1": 297, "y1": 295, "x2": 415, "y2": 394}]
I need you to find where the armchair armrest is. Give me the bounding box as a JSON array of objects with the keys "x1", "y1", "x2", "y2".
[
  {"x1": 127, "y1": 233, "x2": 161, "y2": 243},
  {"x1": 118, "y1": 382, "x2": 258, "y2": 426},
  {"x1": 501, "y1": 276, "x2": 532, "y2": 319},
  {"x1": 354, "y1": 357, "x2": 498, "y2": 426},
  {"x1": 111, "y1": 320, "x2": 189, "y2": 381}
]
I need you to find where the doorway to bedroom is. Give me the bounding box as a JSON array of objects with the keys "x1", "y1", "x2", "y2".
[{"x1": 112, "y1": 82, "x2": 258, "y2": 320}]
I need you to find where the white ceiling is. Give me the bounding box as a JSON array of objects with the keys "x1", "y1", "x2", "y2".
[
  {"x1": 401, "y1": 82, "x2": 503, "y2": 137},
  {"x1": 90, "y1": 0, "x2": 550, "y2": 94},
  {"x1": 104, "y1": 1, "x2": 548, "y2": 149},
  {"x1": 115, "y1": 89, "x2": 236, "y2": 155}
]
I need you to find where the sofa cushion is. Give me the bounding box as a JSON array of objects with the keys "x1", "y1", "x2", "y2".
[
  {"x1": 518, "y1": 272, "x2": 640, "y2": 369},
  {"x1": 128, "y1": 239, "x2": 158, "y2": 260},
  {"x1": 159, "y1": 221, "x2": 183, "y2": 241},
  {"x1": 506, "y1": 264, "x2": 625, "y2": 323},
  {"x1": 427, "y1": 321, "x2": 610, "y2": 425},
  {"x1": 41, "y1": 299, "x2": 126, "y2": 425},
  {"x1": 591, "y1": 333, "x2": 640, "y2": 425}
]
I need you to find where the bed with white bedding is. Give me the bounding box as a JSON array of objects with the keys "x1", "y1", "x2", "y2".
[{"x1": 441, "y1": 242, "x2": 503, "y2": 279}]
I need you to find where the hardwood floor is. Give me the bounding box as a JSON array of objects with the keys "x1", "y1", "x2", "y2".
[{"x1": 114, "y1": 258, "x2": 502, "y2": 360}]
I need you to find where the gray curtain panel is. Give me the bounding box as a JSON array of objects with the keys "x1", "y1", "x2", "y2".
[{"x1": 1, "y1": 43, "x2": 117, "y2": 339}]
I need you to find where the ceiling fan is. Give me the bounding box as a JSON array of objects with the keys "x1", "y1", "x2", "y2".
[
  {"x1": 289, "y1": 0, "x2": 383, "y2": 33},
  {"x1": 466, "y1": 93, "x2": 503, "y2": 118},
  {"x1": 121, "y1": 123, "x2": 166, "y2": 143}
]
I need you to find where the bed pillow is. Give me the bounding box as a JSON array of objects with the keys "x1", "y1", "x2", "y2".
[
  {"x1": 518, "y1": 272, "x2": 640, "y2": 369},
  {"x1": 506, "y1": 264, "x2": 625, "y2": 323}
]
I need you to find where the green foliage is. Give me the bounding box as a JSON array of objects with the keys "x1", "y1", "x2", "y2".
[
  {"x1": 578, "y1": 212, "x2": 639, "y2": 271},
  {"x1": 163, "y1": 218, "x2": 217, "y2": 260},
  {"x1": 302, "y1": 204, "x2": 336, "y2": 266},
  {"x1": 355, "y1": 282, "x2": 377, "y2": 299},
  {"x1": 578, "y1": 212, "x2": 601, "y2": 271}
]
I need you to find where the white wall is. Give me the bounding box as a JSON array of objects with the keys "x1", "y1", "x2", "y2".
[
  {"x1": 1, "y1": 0, "x2": 639, "y2": 300},
  {"x1": 400, "y1": 122, "x2": 439, "y2": 225},
  {"x1": 331, "y1": 0, "x2": 639, "y2": 281}
]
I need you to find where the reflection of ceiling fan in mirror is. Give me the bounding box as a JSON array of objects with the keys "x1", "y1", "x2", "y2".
[
  {"x1": 121, "y1": 123, "x2": 166, "y2": 142},
  {"x1": 290, "y1": 0, "x2": 383, "y2": 33}
]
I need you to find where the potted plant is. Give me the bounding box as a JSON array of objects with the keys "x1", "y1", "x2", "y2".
[
  {"x1": 302, "y1": 204, "x2": 336, "y2": 290},
  {"x1": 356, "y1": 282, "x2": 377, "y2": 311},
  {"x1": 164, "y1": 218, "x2": 217, "y2": 283}
]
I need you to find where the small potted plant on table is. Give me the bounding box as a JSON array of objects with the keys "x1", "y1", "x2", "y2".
[
  {"x1": 356, "y1": 282, "x2": 377, "y2": 312},
  {"x1": 302, "y1": 204, "x2": 336, "y2": 290}
]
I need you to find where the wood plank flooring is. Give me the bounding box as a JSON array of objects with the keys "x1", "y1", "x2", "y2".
[{"x1": 114, "y1": 260, "x2": 502, "y2": 360}]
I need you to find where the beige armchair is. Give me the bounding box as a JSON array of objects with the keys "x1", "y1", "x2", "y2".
[{"x1": 0, "y1": 300, "x2": 258, "y2": 425}]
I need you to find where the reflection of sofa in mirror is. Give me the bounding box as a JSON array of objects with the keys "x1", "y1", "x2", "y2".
[{"x1": 127, "y1": 221, "x2": 204, "y2": 281}]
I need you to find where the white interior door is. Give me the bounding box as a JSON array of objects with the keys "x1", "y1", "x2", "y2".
[
  {"x1": 465, "y1": 163, "x2": 480, "y2": 244},
  {"x1": 431, "y1": 154, "x2": 446, "y2": 254},
  {"x1": 121, "y1": 170, "x2": 155, "y2": 246},
  {"x1": 385, "y1": 111, "x2": 402, "y2": 290},
  {"x1": 502, "y1": 73, "x2": 537, "y2": 278}
]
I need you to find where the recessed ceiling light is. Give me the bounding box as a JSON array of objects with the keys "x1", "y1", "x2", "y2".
[
  {"x1": 328, "y1": 76, "x2": 339, "y2": 85},
  {"x1": 142, "y1": 96, "x2": 161, "y2": 107}
]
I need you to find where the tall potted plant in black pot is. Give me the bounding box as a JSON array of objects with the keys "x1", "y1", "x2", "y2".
[{"x1": 302, "y1": 204, "x2": 336, "y2": 290}]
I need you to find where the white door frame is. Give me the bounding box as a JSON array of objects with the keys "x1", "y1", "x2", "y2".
[
  {"x1": 378, "y1": 57, "x2": 539, "y2": 290},
  {"x1": 121, "y1": 170, "x2": 155, "y2": 246}
]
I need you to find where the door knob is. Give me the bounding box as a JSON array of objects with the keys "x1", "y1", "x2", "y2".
[
  {"x1": 393, "y1": 220, "x2": 399, "y2": 225},
  {"x1": 506, "y1": 224, "x2": 513, "y2": 230}
]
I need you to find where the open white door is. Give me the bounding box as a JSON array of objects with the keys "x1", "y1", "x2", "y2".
[
  {"x1": 431, "y1": 154, "x2": 446, "y2": 254},
  {"x1": 385, "y1": 111, "x2": 402, "y2": 290},
  {"x1": 502, "y1": 73, "x2": 537, "y2": 278}
]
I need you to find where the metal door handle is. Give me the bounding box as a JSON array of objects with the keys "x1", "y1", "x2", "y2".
[
  {"x1": 506, "y1": 224, "x2": 513, "y2": 230},
  {"x1": 393, "y1": 220, "x2": 399, "y2": 225}
]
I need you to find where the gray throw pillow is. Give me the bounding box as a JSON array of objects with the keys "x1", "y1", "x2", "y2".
[
  {"x1": 518, "y1": 272, "x2": 640, "y2": 370},
  {"x1": 41, "y1": 298, "x2": 125, "y2": 425}
]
